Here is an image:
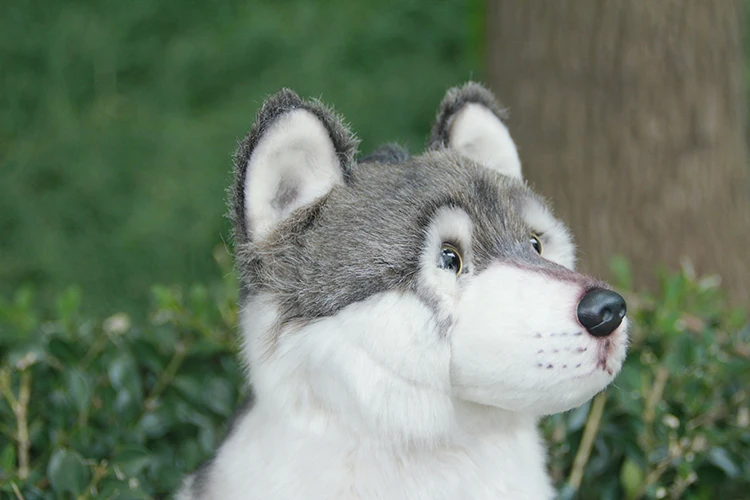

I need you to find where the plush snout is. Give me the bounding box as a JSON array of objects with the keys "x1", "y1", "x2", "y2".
[{"x1": 449, "y1": 264, "x2": 628, "y2": 415}]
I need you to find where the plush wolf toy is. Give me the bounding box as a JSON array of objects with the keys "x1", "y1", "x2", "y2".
[{"x1": 177, "y1": 83, "x2": 628, "y2": 499}]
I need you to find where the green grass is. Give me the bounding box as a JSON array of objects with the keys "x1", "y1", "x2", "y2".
[{"x1": 0, "y1": 0, "x2": 478, "y2": 316}]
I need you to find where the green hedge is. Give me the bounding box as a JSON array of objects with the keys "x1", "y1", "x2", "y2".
[{"x1": 1, "y1": 258, "x2": 748, "y2": 499}]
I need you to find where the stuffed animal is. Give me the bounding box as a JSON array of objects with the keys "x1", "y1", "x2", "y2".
[{"x1": 177, "y1": 83, "x2": 628, "y2": 500}]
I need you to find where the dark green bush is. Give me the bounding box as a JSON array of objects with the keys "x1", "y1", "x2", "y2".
[
  {"x1": 548, "y1": 259, "x2": 750, "y2": 500},
  {"x1": 0, "y1": 251, "x2": 245, "y2": 499},
  {"x1": 1, "y1": 258, "x2": 748, "y2": 499}
]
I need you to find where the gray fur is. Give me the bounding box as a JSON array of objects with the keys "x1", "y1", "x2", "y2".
[
  {"x1": 230, "y1": 88, "x2": 360, "y2": 244},
  {"x1": 231, "y1": 83, "x2": 584, "y2": 325},
  {"x1": 237, "y1": 153, "x2": 552, "y2": 325},
  {"x1": 359, "y1": 143, "x2": 411, "y2": 164}
]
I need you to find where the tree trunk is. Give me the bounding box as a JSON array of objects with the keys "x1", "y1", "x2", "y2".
[{"x1": 487, "y1": 1, "x2": 750, "y2": 304}]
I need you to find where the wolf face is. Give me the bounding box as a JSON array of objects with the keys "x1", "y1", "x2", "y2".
[
  {"x1": 177, "y1": 83, "x2": 629, "y2": 499},
  {"x1": 226, "y1": 83, "x2": 628, "y2": 453}
]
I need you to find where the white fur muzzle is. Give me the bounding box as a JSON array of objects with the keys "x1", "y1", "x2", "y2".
[{"x1": 450, "y1": 264, "x2": 627, "y2": 415}]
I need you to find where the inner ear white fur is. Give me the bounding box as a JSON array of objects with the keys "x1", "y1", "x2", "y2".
[
  {"x1": 449, "y1": 103, "x2": 522, "y2": 180},
  {"x1": 245, "y1": 109, "x2": 343, "y2": 241}
]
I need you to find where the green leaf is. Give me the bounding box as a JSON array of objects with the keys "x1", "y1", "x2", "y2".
[
  {"x1": 189, "y1": 338, "x2": 229, "y2": 358},
  {"x1": 65, "y1": 367, "x2": 93, "y2": 415},
  {"x1": 566, "y1": 400, "x2": 591, "y2": 432},
  {"x1": 109, "y1": 351, "x2": 143, "y2": 398},
  {"x1": 708, "y1": 447, "x2": 740, "y2": 478},
  {"x1": 131, "y1": 340, "x2": 166, "y2": 373},
  {"x1": 47, "y1": 337, "x2": 79, "y2": 364},
  {"x1": 179, "y1": 439, "x2": 203, "y2": 472},
  {"x1": 113, "y1": 445, "x2": 152, "y2": 477},
  {"x1": 0, "y1": 444, "x2": 16, "y2": 472},
  {"x1": 172, "y1": 375, "x2": 205, "y2": 405},
  {"x1": 137, "y1": 410, "x2": 170, "y2": 439},
  {"x1": 620, "y1": 457, "x2": 644, "y2": 500},
  {"x1": 203, "y1": 377, "x2": 234, "y2": 417},
  {"x1": 47, "y1": 448, "x2": 90, "y2": 496},
  {"x1": 56, "y1": 286, "x2": 82, "y2": 322},
  {"x1": 97, "y1": 477, "x2": 151, "y2": 499},
  {"x1": 609, "y1": 255, "x2": 633, "y2": 291},
  {"x1": 198, "y1": 425, "x2": 217, "y2": 453},
  {"x1": 108, "y1": 352, "x2": 137, "y2": 391},
  {"x1": 107, "y1": 350, "x2": 144, "y2": 419},
  {"x1": 557, "y1": 484, "x2": 576, "y2": 500}
]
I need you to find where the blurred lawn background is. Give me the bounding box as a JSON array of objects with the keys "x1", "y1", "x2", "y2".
[{"x1": 1, "y1": 0, "x2": 485, "y2": 317}]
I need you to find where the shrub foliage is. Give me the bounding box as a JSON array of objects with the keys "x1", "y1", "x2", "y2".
[{"x1": 0, "y1": 261, "x2": 748, "y2": 499}]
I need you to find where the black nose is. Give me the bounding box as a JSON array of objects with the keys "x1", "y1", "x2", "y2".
[{"x1": 577, "y1": 288, "x2": 626, "y2": 337}]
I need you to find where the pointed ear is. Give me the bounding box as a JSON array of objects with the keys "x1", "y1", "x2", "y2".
[
  {"x1": 231, "y1": 89, "x2": 358, "y2": 243},
  {"x1": 429, "y1": 82, "x2": 522, "y2": 180}
]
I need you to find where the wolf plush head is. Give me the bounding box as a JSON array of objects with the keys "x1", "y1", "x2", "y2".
[{"x1": 230, "y1": 83, "x2": 628, "y2": 445}]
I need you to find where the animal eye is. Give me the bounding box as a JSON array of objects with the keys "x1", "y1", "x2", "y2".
[
  {"x1": 439, "y1": 243, "x2": 463, "y2": 276},
  {"x1": 530, "y1": 234, "x2": 543, "y2": 255}
]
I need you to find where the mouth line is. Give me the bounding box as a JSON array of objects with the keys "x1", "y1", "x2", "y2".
[
  {"x1": 533, "y1": 330, "x2": 623, "y2": 377},
  {"x1": 573, "y1": 364, "x2": 615, "y2": 380},
  {"x1": 596, "y1": 339, "x2": 613, "y2": 375}
]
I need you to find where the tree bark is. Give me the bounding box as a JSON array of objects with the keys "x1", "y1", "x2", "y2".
[{"x1": 487, "y1": 1, "x2": 750, "y2": 304}]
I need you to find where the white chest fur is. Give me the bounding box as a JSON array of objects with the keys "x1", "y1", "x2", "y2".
[{"x1": 199, "y1": 403, "x2": 554, "y2": 500}]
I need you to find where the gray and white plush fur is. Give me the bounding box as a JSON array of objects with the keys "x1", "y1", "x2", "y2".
[{"x1": 176, "y1": 83, "x2": 629, "y2": 500}]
